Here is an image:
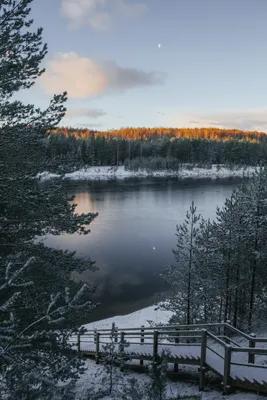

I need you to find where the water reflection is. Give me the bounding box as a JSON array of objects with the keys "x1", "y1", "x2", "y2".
[{"x1": 44, "y1": 177, "x2": 243, "y2": 322}]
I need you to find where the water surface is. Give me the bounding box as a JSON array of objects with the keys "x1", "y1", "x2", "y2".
[{"x1": 44, "y1": 177, "x2": 242, "y2": 322}]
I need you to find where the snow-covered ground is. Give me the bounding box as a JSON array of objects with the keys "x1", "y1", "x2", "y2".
[
  {"x1": 81, "y1": 305, "x2": 173, "y2": 331},
  {"x1": 75, "y1": 358, "x2": 266, "y2": 400},
  {"x1": 38, "y1": 165, "x2": 258, "y2": 181},
  {"x1": 74, "y1": 305, "x2": 267, "y2": 399}
]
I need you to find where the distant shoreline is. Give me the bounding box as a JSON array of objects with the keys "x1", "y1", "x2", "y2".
[{"x1": 38, "y1": 164, "x2": 258, "y2": 181}]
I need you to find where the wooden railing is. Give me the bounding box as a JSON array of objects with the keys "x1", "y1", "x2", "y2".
[{"x1": 76, "y1": 322, "x2": 267, "y2": 394}]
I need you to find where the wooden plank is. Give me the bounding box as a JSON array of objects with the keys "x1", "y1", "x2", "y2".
[
  {"x1": 199, "y1": 329, "x2": 207, "y2": 391},
  {"x1": 223, "y1": 345, "x2": 232, "y2": 395},
  {"x1": 232, "y1": 380, "x2": 267, "y2": 394},
  {"x1": 140, "y1": 325, "x2": 144, "y2": 367},
  {"x1": 174, "y1": 328, "x2": 179, "y2": 372}
]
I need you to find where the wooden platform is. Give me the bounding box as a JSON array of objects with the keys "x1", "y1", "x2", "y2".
[{"x1": 76, "y1": 322, "x2": 267, "y2": 394}]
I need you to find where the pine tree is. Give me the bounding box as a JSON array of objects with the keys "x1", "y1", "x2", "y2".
[
  {"x1": 0, "y1": 1, "x2": 98, "y2": 398},
  {"x1": 195, "y1": 218, "x2": 218, "y2": 323},
  {"x1": 99, "y1": 326, "x2": 130, "y2": 396},
  {"x1": 237, "y1": 169, "x2": 267, "y2": 329},
  {"x1": 214, "y1": 194, "x2": 240, "y2": 323},
  {"x1": 160, "y1": 202, "x2": 201, "y2": 324},
  {"x1": 161, "y1": 168, "x2": 267, "y2": 331}
]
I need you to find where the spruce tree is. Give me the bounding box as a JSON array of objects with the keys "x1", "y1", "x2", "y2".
[{"x1": 160, "y1": 201, "x2": 201, "y2": 324}]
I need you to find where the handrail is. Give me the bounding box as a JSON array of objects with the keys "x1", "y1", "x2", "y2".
[
  {"x1": 224, "y1": 323, "x2": 252, "y2": 341},
  {"x1": 231, "y1": 361, "x2": 267, "y2": 369},
  {"x1": 81, "y1": 322, "x2": 225, "y2": 333},
  {"x1": 157, "y1": 330, "x2": 203, "y2": 335},
  {"x1": 159, "y1": 342, "x2": 200, "y2": 347},
  {"x1": 217, "y1": 336, "x2": 241, "y2": 347},
  {"x1": 253, "y1": 337, "x2": 267, "y2": 343},
  {"x1": 231, "y1": 347, "x2": 267, "y2": 355},
  {"x1": 206, "y1": 331, "x2": 227, "y2": 347}
]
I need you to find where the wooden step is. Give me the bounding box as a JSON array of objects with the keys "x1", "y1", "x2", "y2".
[{"x1": 253, "y1": 378, "x2": 262, "y2": 386}]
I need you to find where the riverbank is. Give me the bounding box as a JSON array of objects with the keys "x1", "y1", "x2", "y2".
[{"x1": 38, "y1": 164, "x2": 258, "y2": 181}]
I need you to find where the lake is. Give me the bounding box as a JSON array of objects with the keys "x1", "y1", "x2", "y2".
[{"x1": 44, "y1": 177, "x2": 243, "y2": 322}]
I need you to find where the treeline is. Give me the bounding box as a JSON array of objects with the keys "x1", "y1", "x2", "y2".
[
  {"x1": 51, "y1": 126, "x2": 267, "y2": 142},
  {"x1": 160, "y1": 168, "x2": 267, "y2": 330},
  {"x1": 45, "y1": 128, "x2": 267, "y2": 167}
]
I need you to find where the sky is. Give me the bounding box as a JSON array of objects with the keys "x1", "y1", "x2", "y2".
[{"x1": 24, "y1": 0, "x2": 267, "y2": 131}]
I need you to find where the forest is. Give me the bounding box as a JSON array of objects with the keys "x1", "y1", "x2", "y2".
[
  {"x1": 160, "y1": 168, "x2": 267, "y2": 331},
  {"x1": 46, "y1": 126, "x2": 267, "y2": 168}
]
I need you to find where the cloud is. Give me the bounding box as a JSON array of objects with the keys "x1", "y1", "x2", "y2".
[
  {"x1": 40, "y1": 52, "x2": 166, "y2": 98},
  {"x1": 60, "y1": 0, "x2": 148, "y2": 31},
  {"x1": 170, "y1": 108, "x2": 267, "y2": 132},
  {"x1": 65, "y1": 108, "x2": 106, "y2": 118}
]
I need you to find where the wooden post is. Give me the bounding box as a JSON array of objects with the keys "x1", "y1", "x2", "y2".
[
  {"x1": 174, "y1": 328, "x2": 179, "y2": 372},
  {"x1": 140, "y1": 325, "x2": 144, "y2": 366},
  {"x1": 120, "y1": 331, "x2": 125, "y2": 352},
  {"x1": 217, "y1": 325, "x2": 221, "y2": 336},
  {"x1": 248, "y1": 333, "x2": 256, "y2": 364},
  {"x1": 120, "y1": 332, "x2": 125, "y2": 371},
  {"x1": 112, "y1": 322, "x2": 118, "y2": 343},
  {"x1": 199, "y1": 329, "x2": 207, "y2": 391},
  {"x1": 225, "y1": 320, "x2": 231, "y2": 344},
  {"x1": 115, "y1": 328, "x2": 118, "y2": 343},
  {"x1": 223, "y1": 345, "x2": 232, "y2": 395},
  {"x1": 77, "y1": 330, "x2": 81, "y2": 352},
  {"x1": 153, "y1": 330, "x2": 159, "y2": 364},
  {"x1": 95, "y1": 332, "x2": 100, "y2": 364},
  {"x1": 94, "y1": 329, "x2": 97, "y2": 344},
  {"x1": 223, "y1": 321, "x2": 226, "y2": 338}
]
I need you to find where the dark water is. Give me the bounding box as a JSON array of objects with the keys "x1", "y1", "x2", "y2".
[{"x1": 44, "y1": 177, "x2": 242, "y2": 322}]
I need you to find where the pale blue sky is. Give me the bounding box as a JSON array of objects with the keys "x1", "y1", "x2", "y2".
[{"x1": 27, "y1": 0, "x2": 267, "y2": 131}]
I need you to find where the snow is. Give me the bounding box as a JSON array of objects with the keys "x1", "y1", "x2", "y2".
[
  {"x1": 73, "y1": 304, "x2": 267, "y2": 399},
  {"x1": 75, "y1": 359, "x2": 266, "y2": 400},
  {"x1": 38, "y1": 165, "x2": 258, "y2": 181},
  {"x1": 82, "y1": 305, "x2": 174, "y2": 331},
  {"x1": 37, "y1": 171, "x2": 60, "y2": 180}
]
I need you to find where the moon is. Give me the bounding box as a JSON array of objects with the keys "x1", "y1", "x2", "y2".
[{"x1": 158, "y1": 44, "x2": 161, "y2": 49}]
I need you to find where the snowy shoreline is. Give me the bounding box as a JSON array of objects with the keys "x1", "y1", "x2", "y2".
[
  {"x1": 38, "y1": 164, "x2": 258, "y2": 181},
  {"x1": 81, "y1": 304, "x2": 173, "y2": 331}
]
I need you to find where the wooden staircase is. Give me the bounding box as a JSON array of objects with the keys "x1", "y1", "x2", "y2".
[{"x1": 75, "y1": 322, "x2": 267, "y2": 395}]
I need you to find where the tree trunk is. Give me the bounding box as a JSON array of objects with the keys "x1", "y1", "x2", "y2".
[
  {"x1": 248, "y1": 205, "x2": 259, "y2": 331},
  {"x1": 224, "y1": 263, "x2": 230, "y2": 322},
  {"x1": 224, "y1": 202, "x2": 233, "y2": 322},
  {"x1": 128, "y1": 141, "x2": 131, "y2": 159},
  {"x1": 219, "y1": 296, "x2": 223, "y2": 321},
  {"x1": 187, "y1": 208, "x2": 194, "y2": 325},
  {"x1": 116, "y1": 141, "x2": 120, "y2": 165},
  {"x1": 248, "y1": 258, "x2": 257, "y2": 330},
  {"x1": 233, "y1": 266, "x2": 240, "y2": 327}
]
